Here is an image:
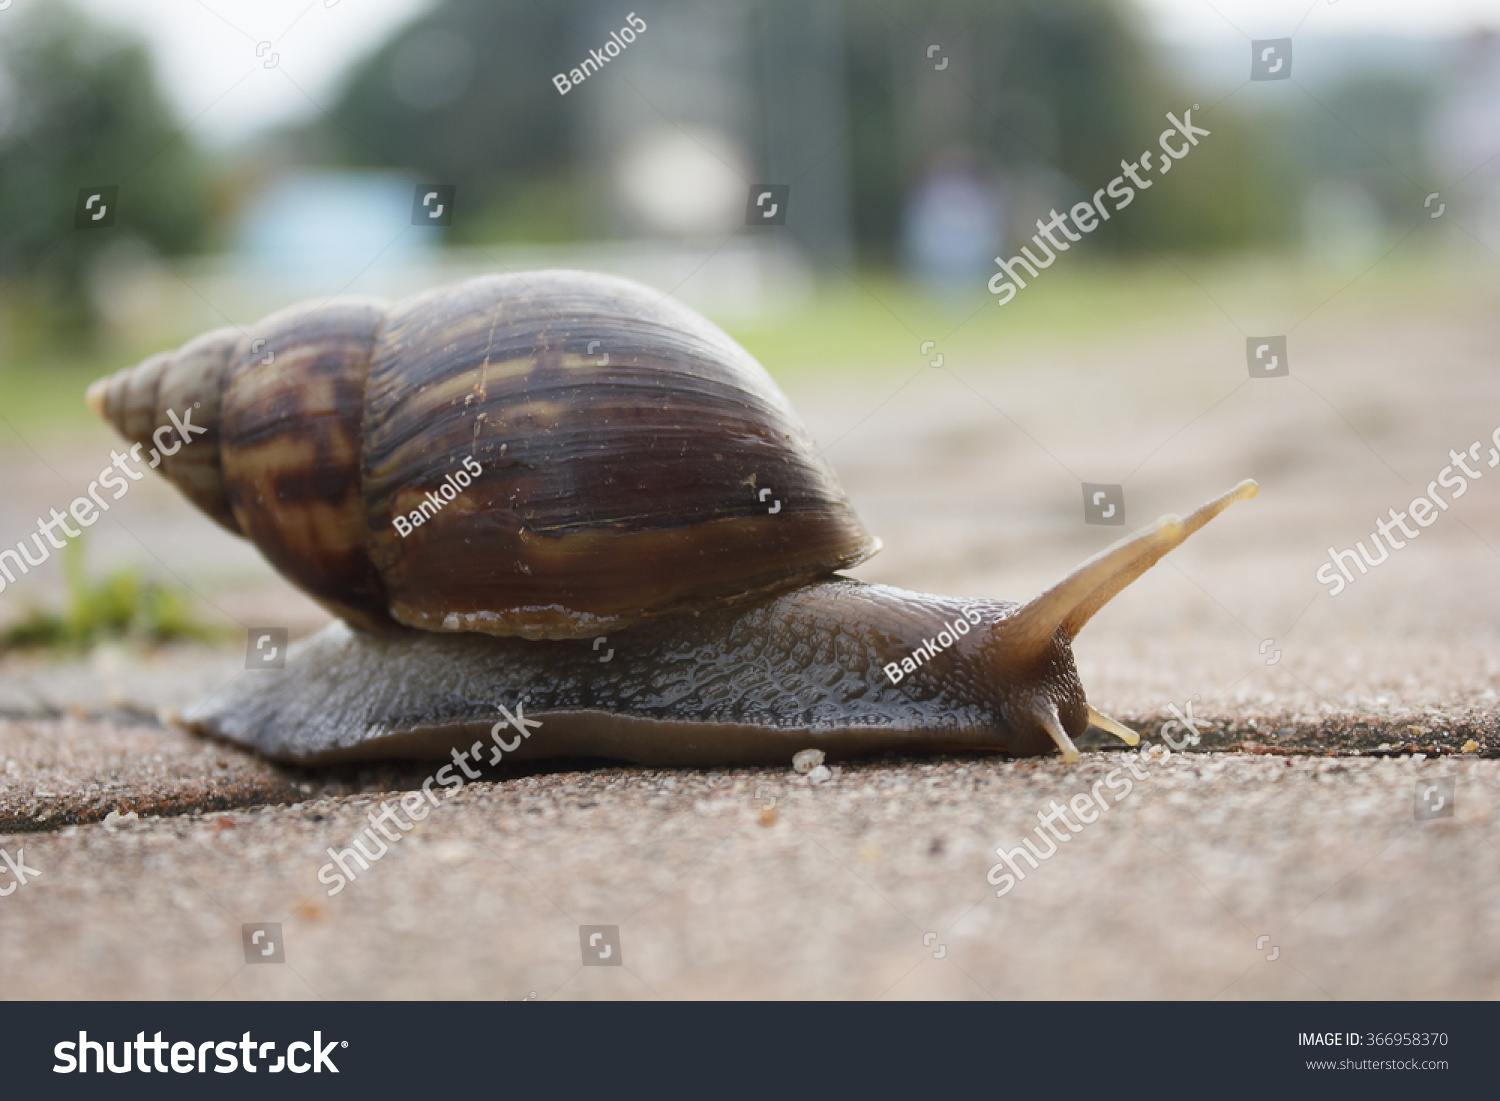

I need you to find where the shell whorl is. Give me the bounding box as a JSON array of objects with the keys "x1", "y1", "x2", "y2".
[
  {"x1": 218, "y1": 298, "x2": 395, "y2": 633},
  {"x1": 88, "y1": 271, "x2": 878, "y2": 639},
  {"x1": 88, "y1": 327, "x2": 241, "y2": 534}
]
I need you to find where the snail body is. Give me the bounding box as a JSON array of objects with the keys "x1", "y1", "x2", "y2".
[{"x1": 89, "y1": 271, "x2": 1256, "y2": 766}]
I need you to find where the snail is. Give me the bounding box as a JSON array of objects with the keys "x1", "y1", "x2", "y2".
[{"x1": 87, "y1": 270, "x2": 1257, "y2": 766}]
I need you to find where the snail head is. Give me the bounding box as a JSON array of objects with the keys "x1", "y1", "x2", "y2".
[{"x1": 979, "y1": 480, "x2": 1259, "y2": 760}]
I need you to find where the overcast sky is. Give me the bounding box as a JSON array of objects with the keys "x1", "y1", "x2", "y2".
[
  {"x1": 62, "y1": 0, "x2": 1500, "y2": 146},
  {"x1": 1134, "y1": 0, "x2": 1500, "y2": 40}
]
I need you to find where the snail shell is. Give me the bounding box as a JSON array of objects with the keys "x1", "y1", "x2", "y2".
[{"x1": 89, "y1": 271, "x2": 878, "y2": 639}]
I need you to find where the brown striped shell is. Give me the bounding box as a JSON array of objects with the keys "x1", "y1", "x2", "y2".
[{"x1": 87, "y1": 271, "x2": 879, "y2": 639}]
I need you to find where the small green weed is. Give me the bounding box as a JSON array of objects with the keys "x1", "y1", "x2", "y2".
[{"x1": 0, "y1": 536, "x2": 218, "y2": 651}]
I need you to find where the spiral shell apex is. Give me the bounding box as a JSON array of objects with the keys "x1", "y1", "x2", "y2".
[{"x1": 87, "y1": 271, "x2": 880, "y2": 639}]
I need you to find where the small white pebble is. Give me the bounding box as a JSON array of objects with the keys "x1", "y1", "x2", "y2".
[
  {"x1": 792, "y1": 748, "x2": 825, "y2": 774},
  {"x1": 103, "y1": 809, "x2": 140, "y2": 831},
  {"x1": 431, "y1": 840, "x2": 475, "y2": 866},
  {"x1": 806, "y1": 765, "x2": 832, "y2": 785}
]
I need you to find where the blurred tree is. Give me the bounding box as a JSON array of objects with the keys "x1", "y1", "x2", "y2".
[
  {"x1": 0, "y1": 0, "x2": 208, "y2": 347},
  {"x1": 317, "y1": 0, "x2": 582, "y2": 244},
  {"x1": 844, "y1": 0, "x2": 1191, "y2": 260}
]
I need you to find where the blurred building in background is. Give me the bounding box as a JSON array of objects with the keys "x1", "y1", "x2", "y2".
[
  {"x1": 234, "y1": 170, "x2": 430, "y2": 273},
  {"x1": 1432, "y1": 30, "x2": 1500, "y2": 257},
  {"x1": 902, "y1": 151, "x2": 1006, "y2": 289}
]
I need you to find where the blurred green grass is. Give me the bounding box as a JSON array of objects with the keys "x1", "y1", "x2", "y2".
[
  {"x1": 728, "y1": 252, "x2": 1492, "y2": 378},
  {"x1": 0, "y1": 253, "x2": 1487, "y2": 436},
  {"x1": 0, "y1": 352, "x2": 117, "y2": 434},
  {"x1": 0, "y1": 534, "x2": 220, "y2": 652}
]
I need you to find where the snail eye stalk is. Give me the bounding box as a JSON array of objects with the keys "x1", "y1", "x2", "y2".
[{"x1": 992, "y1": 480, "x2": 1259, "y2": 662}]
